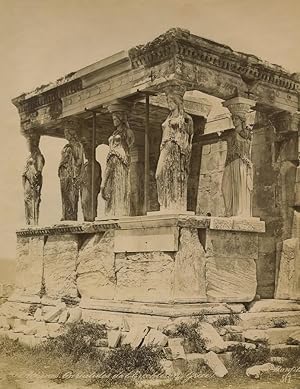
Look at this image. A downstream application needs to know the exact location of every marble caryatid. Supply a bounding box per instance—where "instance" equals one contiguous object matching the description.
[102,104,134,217]
[58,118,84,221]
[80,139,101,221]
[22,133,45,225]
[222,97,256,217]
[155,84,194,212]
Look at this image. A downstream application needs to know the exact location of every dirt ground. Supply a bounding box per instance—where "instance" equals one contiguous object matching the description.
[0,354,300,389]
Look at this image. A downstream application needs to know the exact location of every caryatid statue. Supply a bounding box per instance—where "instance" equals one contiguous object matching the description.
[80,138,102,221]
[58,118,84,221]
[222,97,256,217]
[22,133,45,225]
[101,103,134,217]
[155,84,194,212]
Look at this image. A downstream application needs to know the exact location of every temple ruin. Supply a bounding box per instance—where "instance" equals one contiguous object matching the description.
[1,28,300,339]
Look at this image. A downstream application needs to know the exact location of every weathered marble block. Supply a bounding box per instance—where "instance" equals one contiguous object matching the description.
[205,230,258,302]
[14,236,44,298]
[43,234,78,299]
[77,231,116,300]
[115,251,174,303]
[174,228,207,302]
[275,238,300,300]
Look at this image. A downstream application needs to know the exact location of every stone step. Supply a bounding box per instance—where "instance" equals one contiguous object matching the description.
[243,326,300,345]
[239,311,300,329]
[247,299,300,313]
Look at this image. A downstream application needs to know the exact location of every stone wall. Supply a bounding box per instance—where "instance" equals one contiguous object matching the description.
[13,219,263,306]
[195,113,298,299]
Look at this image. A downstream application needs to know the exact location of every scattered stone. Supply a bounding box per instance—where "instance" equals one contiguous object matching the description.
[168,338,186,359]
[46,323,62,338]
[160,359,175,377]
[34,321,49,338]
[246,363,276,379]
[197,322,226,353]
[122,326,150,348]
[243,330,268,343]
[33,308,43,322]
[108,330,122,348]
[44,303,66,323]
[143,328,168,347]
[224,325,243,333]
[120,317,130,332]
[23,326,37,335]
[0,316,10,330]
[225,341,256,351]
[66,307,82,324]
[186,353,206,371]
[204,351,228,377]
[58,310,69,324]
[95,339,109,347]
[287,330,300,345]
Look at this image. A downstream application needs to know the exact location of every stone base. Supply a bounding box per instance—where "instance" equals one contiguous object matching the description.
[12,216,265,320]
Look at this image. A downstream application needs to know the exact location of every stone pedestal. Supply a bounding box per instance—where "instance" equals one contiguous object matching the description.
[10,216,265,314]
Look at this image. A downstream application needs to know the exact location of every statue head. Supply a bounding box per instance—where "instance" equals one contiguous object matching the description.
[112,111,129,130]
[63,117,82,142]
[25,133,40,153]
[165,84,186,114]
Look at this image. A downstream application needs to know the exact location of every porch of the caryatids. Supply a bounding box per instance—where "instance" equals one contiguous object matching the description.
[22,131,45,225]
[58,117,84,221]
[155,83,194,213]
[221,96,256,218]
[101,101,135,217]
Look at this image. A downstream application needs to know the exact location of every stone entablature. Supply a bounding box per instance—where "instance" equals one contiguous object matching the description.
[129,28,300,93]
[16,215,265,237]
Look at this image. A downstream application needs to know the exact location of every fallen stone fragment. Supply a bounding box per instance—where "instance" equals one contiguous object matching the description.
[143,328,168,347]
[197,322,226,353]
[108,330,122,348]
[46,323,62,338]
[287,330,300,345]
[44,303,66,323]
[33,308,43,322]
[0,316,9,330]
[186,353,206,371]
[66,307,82,324]
[58,310,69,324]
[225,341,256,351]
[120,317,130,332]
[122,326,150,348]
[246,363,276,379]
[243,330,268,343]
[168,338,186,359]
[204,351,228,378]
[34,321,49,338]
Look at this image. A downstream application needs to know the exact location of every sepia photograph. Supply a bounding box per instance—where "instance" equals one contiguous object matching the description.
[0,0,299,388]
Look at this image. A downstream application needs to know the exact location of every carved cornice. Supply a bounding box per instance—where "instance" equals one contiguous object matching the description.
[12,78,82,115]
[129,28,300,93]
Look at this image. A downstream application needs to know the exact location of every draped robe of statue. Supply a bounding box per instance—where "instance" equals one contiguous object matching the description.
[80,148,101,222]
[58,132,84,221]
[102,124,134,217]
[22,140,45,225]
[222,115,253,217]
[156,109,194,212]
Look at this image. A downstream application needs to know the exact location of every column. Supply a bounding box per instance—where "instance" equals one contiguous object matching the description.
[155,83,194,213]
[58,117,84,221]
[101,101,134,217]
[22,131,45,225]
[222,96,256,217]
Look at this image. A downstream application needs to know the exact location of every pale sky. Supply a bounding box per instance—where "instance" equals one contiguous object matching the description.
[0,0,300,259]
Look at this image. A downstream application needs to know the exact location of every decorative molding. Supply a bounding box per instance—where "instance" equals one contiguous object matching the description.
[129,28,300,93]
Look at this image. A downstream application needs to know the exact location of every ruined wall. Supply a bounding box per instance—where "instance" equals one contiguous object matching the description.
[195,113,297,299]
